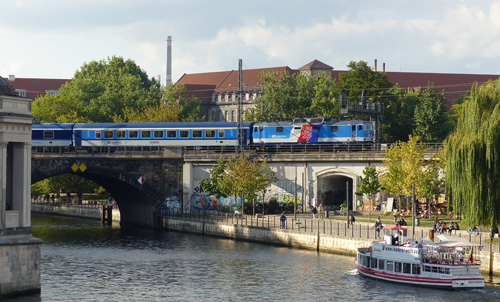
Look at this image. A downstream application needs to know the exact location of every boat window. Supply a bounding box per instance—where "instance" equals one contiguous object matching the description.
[276,127,284,133]
[154,130,163,138]
[438,267,445,274]
[331,126,338,132]
[395,262,402,273]
[412,264,421,275]
[179,130,189,138]
[431,266,438,273]
[371,258,378,269]
[424,265,431,272]
[403,263,411,274]
[192,130,202,138]
[141,130,151,139]
[129,131,138,138]
[43,130,54,139]
[116,130,125,138]
[206,130,215,138]
[444,268,450,274]
[386,261,394,272]
[363,256,368,267]
[95,131,101,139]
[218,130,225,138]
[167,130,176,138]
[104,131,113,138]
[378,259,385,270]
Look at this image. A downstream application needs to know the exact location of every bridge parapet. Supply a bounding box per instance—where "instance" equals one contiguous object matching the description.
[32,146,182,159]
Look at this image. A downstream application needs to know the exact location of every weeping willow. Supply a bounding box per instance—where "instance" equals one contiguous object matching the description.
[445,80,500,228]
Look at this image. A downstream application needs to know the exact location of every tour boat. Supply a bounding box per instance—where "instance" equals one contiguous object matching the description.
[355,225,484,289]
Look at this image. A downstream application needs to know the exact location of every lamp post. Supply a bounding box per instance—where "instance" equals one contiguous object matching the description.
[346,181,350,228]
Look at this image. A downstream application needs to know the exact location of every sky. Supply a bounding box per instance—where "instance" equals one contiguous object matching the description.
[2,0,500,84]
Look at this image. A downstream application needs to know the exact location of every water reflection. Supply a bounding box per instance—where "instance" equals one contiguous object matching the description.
[4,215,500,302]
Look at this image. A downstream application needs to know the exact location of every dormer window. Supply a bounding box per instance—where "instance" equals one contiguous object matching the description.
[15,89,26,97]
[225,94,229,102]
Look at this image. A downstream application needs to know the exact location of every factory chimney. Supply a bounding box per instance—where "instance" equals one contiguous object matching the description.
[166,36,172,85]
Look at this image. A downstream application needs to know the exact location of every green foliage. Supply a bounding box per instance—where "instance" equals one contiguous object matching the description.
[357,166,381,198]
[445,80,500,228]
[32,56,161,123]
[32,174,104,197]
[381,135,441,201]
[199,157,229,199]
[413,85,451,143]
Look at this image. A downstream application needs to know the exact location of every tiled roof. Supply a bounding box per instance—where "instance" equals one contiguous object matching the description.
[1,77,70,99]
[299,60,333,71]
[0,77,17,96]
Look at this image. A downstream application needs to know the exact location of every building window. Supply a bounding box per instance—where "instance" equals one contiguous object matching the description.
[231,110,235,122]
[245,93,250,100]
[218,95,222,102]
[232,93,236,102]
[224,111,228,121]
[225,94,229,102]
[253,92,257,100]
[212,95,216,103]
[45,90,59,96]
[15,89,26,97]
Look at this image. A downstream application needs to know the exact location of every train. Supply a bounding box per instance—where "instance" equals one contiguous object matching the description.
[31,118,375,151]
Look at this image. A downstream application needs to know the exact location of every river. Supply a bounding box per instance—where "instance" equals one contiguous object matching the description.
[6,215,500,301]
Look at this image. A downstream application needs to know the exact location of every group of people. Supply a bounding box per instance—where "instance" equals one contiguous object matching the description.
[433,218,460,234]
[395,218,407,227]
[311,204,325,219]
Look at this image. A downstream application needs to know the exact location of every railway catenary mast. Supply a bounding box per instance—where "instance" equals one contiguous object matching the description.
[237,59,244,155]
[166,36,172,85]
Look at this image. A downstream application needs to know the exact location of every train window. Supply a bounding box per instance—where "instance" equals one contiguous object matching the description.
[218,130,225,138]
[167,131,176,138]
[351,125,356,132]
[116,131,125,138]
[104,131,113,138]
[331,126,338,132]
[254,127,258,133]
[179,130,189,138]
[129,131,138,138]
[154,130,163,138]
[206,130,215,138]
[141,131,151,138]
[192,130,202,138]
[43,131,54,139]
[95,131,101,139]
[276,127,284,133]
[358,125,362,131]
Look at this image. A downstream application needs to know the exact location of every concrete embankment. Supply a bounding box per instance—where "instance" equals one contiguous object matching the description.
[31,204,120,222]
[163,216,500,275]
[163,216,372,256]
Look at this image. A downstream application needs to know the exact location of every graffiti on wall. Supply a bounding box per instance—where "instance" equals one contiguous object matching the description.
[190,193,220,211]
[163,196,182,214]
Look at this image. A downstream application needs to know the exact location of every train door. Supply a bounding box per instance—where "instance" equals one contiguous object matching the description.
[74,130,82,147]
[351,125,356,142]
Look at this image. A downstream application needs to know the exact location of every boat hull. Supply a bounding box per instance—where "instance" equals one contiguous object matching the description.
[356,262,485,289]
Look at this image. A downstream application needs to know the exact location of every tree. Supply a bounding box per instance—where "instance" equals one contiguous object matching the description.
[199,157,229,199]
[381,135,439,210]
[413,85,451,143]
[219,156,277,215]
[356,165,381,220]
[446,80,500,228]
[32,56,161,123]
[383,85,420,142]
[32,174,103,203]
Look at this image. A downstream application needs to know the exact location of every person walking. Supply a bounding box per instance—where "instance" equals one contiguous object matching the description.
[312,206,318,219]
[280,212,287,229]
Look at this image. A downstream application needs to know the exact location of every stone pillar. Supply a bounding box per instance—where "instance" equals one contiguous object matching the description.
[0,143,6,230]
[183,162,193,213]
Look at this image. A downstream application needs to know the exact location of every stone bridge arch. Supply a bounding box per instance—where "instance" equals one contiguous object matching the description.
[315,167,360,211]
[32,156,183,227]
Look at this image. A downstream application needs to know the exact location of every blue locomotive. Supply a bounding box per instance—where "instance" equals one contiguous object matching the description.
[32,119,374,150]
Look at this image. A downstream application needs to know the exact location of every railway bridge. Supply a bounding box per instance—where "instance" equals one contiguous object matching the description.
[32,145,441,227]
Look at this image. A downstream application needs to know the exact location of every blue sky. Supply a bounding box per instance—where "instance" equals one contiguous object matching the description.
[1,0,500,84]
